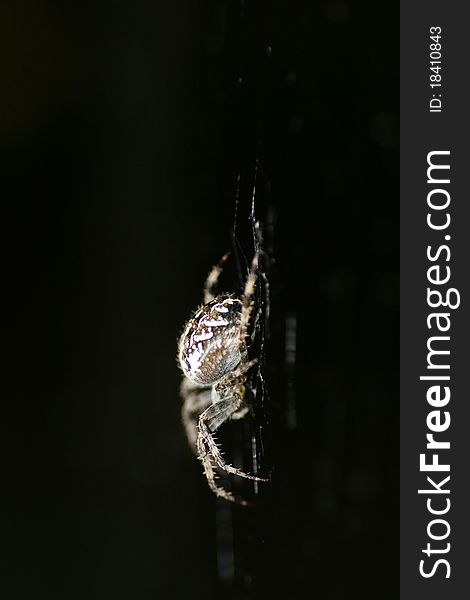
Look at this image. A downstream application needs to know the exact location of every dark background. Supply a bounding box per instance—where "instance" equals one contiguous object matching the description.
[1,1,398,599]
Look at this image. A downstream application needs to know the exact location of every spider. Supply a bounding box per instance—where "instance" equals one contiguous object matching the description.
[177,250,268,505]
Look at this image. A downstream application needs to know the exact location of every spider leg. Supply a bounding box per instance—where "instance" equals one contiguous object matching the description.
[196,432,249,505]
[203,252,231,304]
[180,377,212,453]
[197,394,268,483]
[239,252,259,343]
[183,379,253,505]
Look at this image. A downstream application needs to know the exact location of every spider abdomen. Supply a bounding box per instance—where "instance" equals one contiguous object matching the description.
[178,295,244,386]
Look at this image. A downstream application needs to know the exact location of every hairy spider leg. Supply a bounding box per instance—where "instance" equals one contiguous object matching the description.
[197,368,268,484]
[180,377,212,453]
[203,252,231,304]
[196,428,248,505]
[239,252,259,344]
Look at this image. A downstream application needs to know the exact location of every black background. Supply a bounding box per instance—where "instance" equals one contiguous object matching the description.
[1,1,398,599]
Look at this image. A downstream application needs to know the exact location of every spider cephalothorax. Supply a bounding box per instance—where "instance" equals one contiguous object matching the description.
[178,252,268,505]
